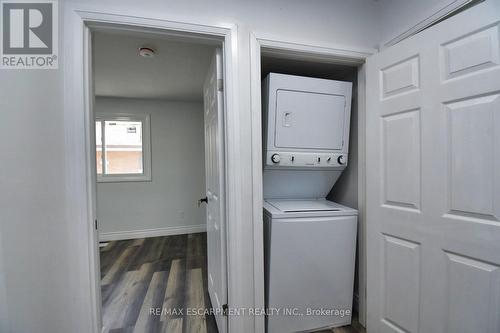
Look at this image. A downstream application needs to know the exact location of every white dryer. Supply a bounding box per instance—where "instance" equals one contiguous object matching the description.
[262,73,352,199]
[262,73,358,332]
[264,199,357,332]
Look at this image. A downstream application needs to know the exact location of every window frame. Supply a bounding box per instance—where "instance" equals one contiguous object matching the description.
[95,113,152,183]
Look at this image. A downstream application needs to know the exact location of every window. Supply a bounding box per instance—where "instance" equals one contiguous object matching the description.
[95,114,151,182]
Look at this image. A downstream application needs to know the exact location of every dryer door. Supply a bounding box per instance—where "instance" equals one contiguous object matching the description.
[274,89,346,150]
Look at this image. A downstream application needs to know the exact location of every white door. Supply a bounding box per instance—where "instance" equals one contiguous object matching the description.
[203,48,227,333]
[366,3,500,333]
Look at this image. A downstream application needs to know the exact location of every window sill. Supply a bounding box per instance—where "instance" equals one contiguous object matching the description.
[97,175,152,183]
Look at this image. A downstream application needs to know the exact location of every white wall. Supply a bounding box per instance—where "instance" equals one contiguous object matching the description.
[71,0,382,50]
[0,234,9,333]
[0,1,384,332]
[376,0,498,46]
[95,98,206,240]
[378,0,453,45]
[0,68,72,333]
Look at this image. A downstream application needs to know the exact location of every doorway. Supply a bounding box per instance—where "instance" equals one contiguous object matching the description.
[249,37,374,331]
[89,26,229,333]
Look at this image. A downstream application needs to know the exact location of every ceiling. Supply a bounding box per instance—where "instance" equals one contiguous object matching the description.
[93,31,217,102]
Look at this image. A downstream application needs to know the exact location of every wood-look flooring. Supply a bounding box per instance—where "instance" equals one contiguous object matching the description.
[100,233,365,333]
[313,317,366,333]
[100,233,218,333]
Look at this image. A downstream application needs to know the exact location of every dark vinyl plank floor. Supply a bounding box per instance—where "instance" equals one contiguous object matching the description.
[313,315,366,333]
[100,233,365,333]
[100,233,218,333]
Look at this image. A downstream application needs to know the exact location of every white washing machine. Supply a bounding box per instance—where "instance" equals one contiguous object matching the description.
[262,73,358,332]
[264,199,357,332]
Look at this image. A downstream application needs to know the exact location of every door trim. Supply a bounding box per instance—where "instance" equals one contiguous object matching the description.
[64,7,237,333]
[249,33,375,330]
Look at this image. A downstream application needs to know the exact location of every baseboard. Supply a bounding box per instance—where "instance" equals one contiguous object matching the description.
[99,224,206,242]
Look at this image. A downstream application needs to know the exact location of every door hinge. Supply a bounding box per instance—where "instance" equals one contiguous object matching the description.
[217,78,223,92]
[222,303,228,316]
[95,219,98,230]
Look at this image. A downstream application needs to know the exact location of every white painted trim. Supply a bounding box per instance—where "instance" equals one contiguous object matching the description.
[356,64,367,327]
[249,34,373,331]
[99,224,207,242]
[85,22,103,333]
[64,7,241,333]
[254,32,376,63]
[249,34,265,333]
[383,0,479,47]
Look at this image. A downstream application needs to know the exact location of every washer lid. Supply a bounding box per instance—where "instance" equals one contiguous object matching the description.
[264,199,357,218]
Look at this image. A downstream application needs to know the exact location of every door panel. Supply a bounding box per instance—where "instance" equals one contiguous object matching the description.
[203,48,227,333]
[381,235,420,333]
[446,94,499,218]
[381,109,421,211]
[441,23,499,80]
[380,55,420,99]
[367,3,500,333]
[445,252,500,333]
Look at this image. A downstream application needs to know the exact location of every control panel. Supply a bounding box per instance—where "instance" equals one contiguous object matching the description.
[265,151,347,168]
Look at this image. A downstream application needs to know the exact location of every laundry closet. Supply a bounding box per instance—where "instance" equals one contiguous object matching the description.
[260,54,362,332]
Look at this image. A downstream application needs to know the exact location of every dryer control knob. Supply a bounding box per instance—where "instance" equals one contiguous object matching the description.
[337,155,346,165]
[271,153,281,164]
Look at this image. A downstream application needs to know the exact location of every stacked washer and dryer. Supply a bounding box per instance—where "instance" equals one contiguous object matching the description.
[262,73,358,332]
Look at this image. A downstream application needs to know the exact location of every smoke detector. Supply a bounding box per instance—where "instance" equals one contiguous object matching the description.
[138,47,155,58]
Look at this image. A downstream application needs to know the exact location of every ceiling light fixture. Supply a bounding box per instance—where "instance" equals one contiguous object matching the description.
[138,47,155,58]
